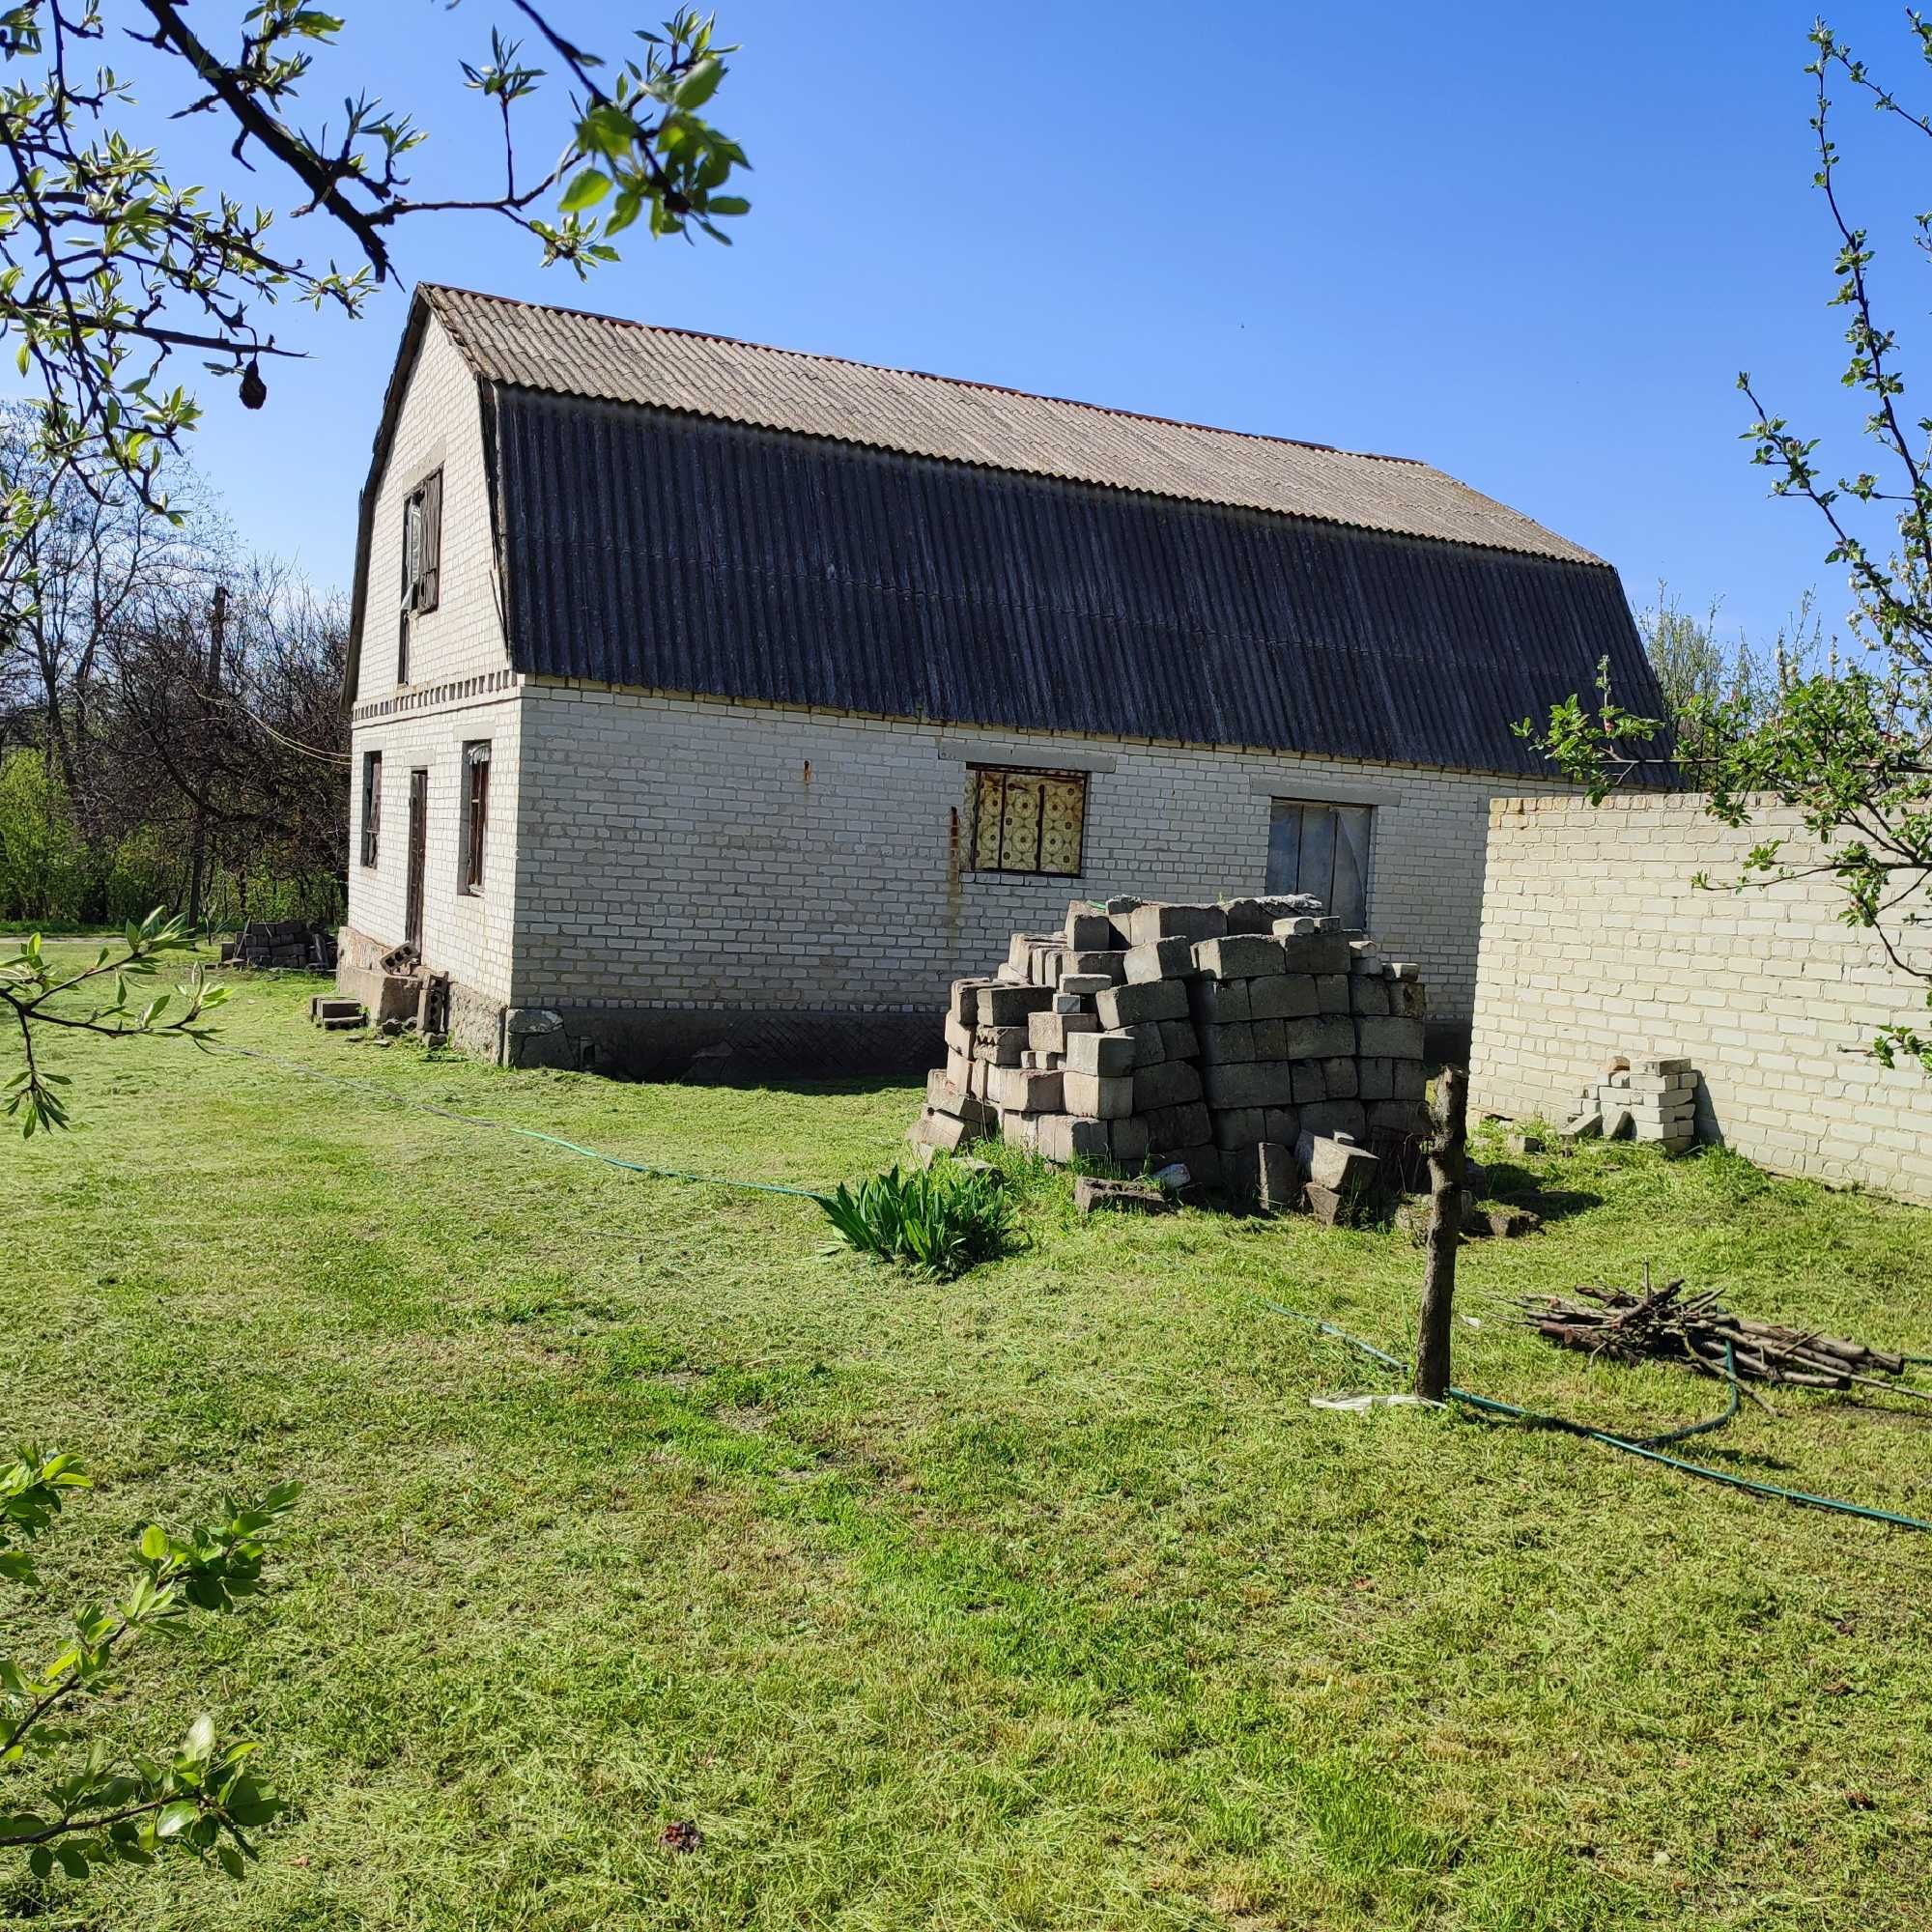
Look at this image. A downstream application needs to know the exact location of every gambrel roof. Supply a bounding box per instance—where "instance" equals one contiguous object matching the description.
[348,284,1659,776]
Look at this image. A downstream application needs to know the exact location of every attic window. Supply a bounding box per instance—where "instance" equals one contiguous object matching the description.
[965,766,1087,876]
[401,469,442,617]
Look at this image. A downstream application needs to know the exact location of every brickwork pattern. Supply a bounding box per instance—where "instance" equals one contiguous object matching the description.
[511,683,1566,1023]
[1468,792,1932,1204]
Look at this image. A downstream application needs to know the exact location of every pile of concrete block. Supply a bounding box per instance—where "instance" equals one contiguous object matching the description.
[1568,1057,1698,1153]
[221,921,337,970]
[910,895,1432,1194]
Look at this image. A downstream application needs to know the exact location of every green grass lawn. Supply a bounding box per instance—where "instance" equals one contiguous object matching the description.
[6,950,1932,1930]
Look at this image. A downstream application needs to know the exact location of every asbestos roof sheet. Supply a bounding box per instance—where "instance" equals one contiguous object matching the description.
[422,283,1604,565]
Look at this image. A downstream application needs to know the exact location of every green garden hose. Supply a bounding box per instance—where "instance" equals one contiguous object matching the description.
[1261,1299,1932,1534]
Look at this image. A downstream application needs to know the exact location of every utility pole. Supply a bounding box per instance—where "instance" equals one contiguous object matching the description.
[185,583,226,930]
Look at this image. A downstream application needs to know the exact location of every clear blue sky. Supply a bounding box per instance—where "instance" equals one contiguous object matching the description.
[147,0,1932,647]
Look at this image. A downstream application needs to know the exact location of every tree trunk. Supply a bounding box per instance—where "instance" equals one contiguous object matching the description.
[1414,1064,1468,1402]
[185,584,226,928]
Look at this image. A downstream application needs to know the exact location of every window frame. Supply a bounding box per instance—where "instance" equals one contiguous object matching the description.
[359,750,382,868]
[396,467,442,695]
[963,763,1090,879]
[459,740,491,895]
[1265,797,1375,929]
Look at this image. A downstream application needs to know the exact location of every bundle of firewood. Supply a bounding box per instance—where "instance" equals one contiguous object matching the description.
[1518,1275,1919,1394]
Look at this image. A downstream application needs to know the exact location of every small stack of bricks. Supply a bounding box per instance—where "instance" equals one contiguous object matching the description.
[1571,1057,1699,1153]
[910,895,1432,1190]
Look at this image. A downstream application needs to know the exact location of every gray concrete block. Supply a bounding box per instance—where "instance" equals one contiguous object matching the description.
[1109,1115,1151,1165]
[1283,1016,1356,1061]
[1350,976,1393,1016]
[1036,1113,1112,1162]
[1357,1057,1394,1101]
[1232,1140,1299,1214]
[1124,901,1227,947]
[1123,936,1198,983]
[1248,974,1320,1021]
[1197,1021,1256,1065]
[1064,1070,1134,1120]
[1211,1106,1267,1151]
[974,1024,1028,1065]
[1059,973,1114,998]
[980,983,1056,1026]
[1030,1009,1100,1055]
[1193,934,1288,980]
[1065,1029,1137,1077]
[1356,1015,1425,1060]
[1319,1056,1359,1099]
[1300,1098,1367,1139]
[1096,979,1189,1028]
[1064,909,1114,951]
[1250,1018,1287,1061]
[1278,935,1351,976]
[949,978,995,1027]
[944,1013,974,1058]
[1158,1019,1200,1063]
[1188,977,1252,1027]
[1133,1059,1205,1111]
[1124,1022,1169,1068]
[1064,950,1127,982]
[1392,1061,1426,1100]
[986,1065,1065,1114]
[1144,1100,1211,1151]
[1201,1060,1294,1109]
[1264,1106,1300,1146]
[1315,973,1351,1014]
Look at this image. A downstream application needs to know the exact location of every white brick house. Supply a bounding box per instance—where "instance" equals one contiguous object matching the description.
[341,285,1657,1071]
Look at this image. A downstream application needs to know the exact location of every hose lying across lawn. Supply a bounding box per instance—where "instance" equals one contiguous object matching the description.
[1261,1299,1932,1534]
[212,1041,1932,1533]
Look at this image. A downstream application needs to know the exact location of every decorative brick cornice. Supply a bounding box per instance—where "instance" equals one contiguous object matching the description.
[353,667,518,724]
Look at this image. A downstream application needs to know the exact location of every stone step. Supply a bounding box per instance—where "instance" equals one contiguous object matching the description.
[316,1013,367,1031]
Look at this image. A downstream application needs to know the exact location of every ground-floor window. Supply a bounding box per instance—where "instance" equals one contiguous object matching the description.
[461,741,491,894]
[966,765,1088,876]
[1266,798,1372,928]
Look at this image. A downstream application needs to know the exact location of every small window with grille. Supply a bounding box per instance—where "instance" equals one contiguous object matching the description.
[965,765,1088,877]
[359,750,382,867]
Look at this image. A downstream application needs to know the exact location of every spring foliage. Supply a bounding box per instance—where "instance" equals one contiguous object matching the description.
[816,1161,1021,1280]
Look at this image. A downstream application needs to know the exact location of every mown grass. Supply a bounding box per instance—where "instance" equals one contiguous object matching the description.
[5,949,1932,1929]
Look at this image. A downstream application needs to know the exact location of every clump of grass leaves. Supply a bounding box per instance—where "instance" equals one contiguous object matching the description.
[815,1160,1021,1279]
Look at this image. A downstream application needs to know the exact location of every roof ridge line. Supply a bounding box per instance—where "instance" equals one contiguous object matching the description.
[417,280,1431,469]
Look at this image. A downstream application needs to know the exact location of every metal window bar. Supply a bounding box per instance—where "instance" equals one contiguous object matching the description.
[967,766,1086,877]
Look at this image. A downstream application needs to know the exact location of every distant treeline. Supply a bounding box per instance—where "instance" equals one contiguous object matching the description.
[0,415,348,931]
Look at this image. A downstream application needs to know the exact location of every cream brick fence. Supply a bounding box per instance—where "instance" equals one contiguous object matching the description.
[1468,793,1932,1205]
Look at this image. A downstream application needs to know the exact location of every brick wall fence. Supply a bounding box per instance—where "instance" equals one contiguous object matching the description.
[1468,792,1932,1205]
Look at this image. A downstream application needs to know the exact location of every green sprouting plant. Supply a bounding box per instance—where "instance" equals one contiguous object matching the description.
[0,1450,298,1883]
[2,909,229,1134]
[816,1160,1021,1280]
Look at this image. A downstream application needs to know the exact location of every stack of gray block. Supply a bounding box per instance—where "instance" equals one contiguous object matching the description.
[910,895,1431,1185]
[1572,1058,1698,1153]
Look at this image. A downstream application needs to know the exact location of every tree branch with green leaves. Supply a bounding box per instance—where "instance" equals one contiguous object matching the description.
[1520,16,1932,1072]
[0,1449,298,1883]
[2,909,228,1132]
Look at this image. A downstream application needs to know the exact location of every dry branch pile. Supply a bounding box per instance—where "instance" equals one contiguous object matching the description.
[1519,1277,1918,1393]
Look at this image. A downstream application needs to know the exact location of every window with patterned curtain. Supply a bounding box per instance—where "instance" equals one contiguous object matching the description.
[966,766,1088,876]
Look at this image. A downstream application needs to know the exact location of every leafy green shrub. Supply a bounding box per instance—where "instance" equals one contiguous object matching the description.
[0,1450,298,1882]
[816,1160,1020,1279]
[0,751,89,926]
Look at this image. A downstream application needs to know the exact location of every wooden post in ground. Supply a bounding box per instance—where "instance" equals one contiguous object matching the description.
[1414,1065,1468,1402]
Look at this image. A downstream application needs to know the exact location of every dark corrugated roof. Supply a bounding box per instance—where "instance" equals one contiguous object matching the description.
[425,282,1603,565]
[490,385,1655,776]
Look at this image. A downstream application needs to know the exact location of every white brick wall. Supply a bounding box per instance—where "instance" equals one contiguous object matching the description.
[345,687,525,1002]
[1468,792,1932,1204]
[350,317,507,705]
[509,682,1565,1020]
